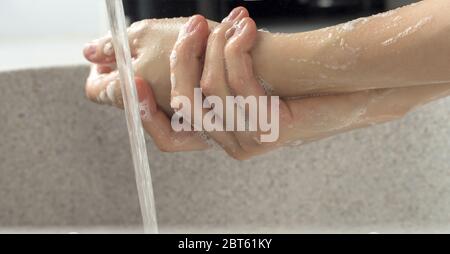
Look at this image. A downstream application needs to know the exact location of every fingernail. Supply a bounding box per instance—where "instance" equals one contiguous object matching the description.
[225,27,236,40]
[84,43,96,58]
[234,19,247,37]
[178,17,200,41]
[103,42,114,56]
[185,16,201,34]
[236,19,247,31]
[224,8,242,22]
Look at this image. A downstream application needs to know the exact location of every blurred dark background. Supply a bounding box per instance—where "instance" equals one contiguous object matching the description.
[123,0,387,21]
[123,0,418,32]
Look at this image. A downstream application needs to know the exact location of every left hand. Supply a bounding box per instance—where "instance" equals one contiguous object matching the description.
[137,13,450,160]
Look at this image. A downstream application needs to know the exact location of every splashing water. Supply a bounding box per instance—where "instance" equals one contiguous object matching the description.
[105,0,158,234]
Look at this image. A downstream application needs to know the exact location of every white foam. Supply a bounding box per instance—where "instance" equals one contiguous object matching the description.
[338,17,368,33]
[393,16,402,22]
[103,42,114,56]
[169,50,177,68]
[290,58,353,71]
[170,73,177,89]
[139,99,152,122]
[382,16,433,46]
[377,10,395,18]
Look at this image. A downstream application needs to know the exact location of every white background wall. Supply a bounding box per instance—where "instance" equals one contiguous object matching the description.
[0,0,108,38]
[0,0,418,71]
[0,0,109,70]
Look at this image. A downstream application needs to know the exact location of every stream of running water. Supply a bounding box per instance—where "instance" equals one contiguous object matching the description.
[105,0,158,234]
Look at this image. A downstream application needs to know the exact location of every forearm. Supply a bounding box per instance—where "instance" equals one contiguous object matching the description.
[252,0,450,97]
[135,0,450,113]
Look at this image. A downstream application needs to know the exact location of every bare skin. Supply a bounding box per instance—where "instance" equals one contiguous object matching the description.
[84,1,450,159]
[85,0,450,110]
[162,14,450,159]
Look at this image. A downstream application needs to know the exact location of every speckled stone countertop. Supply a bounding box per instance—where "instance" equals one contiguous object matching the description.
[0,66,449,233]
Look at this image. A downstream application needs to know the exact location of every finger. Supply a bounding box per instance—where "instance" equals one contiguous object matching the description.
[222,6,249,24]
[136,77,208,152]
[201,7,249,109]
[85,65,123,107]
[170,15,249,159]
[83,20,145,64]
[225,17,265,98]
[221,17,283,150]
[170,15,209,125]
[83,36,117,64]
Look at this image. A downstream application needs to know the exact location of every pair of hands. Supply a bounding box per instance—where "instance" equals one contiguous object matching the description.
[87,8,289,160]
[84,7,423,160]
